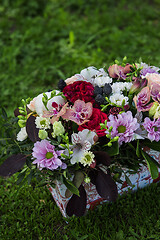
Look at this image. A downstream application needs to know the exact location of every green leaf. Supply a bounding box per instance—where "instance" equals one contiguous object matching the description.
[141,150,159,179]
[69,31,75,46]
[125,174,133,187]
[142,139,160,152]
[104,141,119,156]
[1,108,7,120]
[136,140,141,158]
[63,176,80,197]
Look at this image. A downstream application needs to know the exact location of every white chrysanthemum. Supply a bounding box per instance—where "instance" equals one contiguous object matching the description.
[17,127,28,141]
[109,93,129,106]
[35,116,50,129]
[94,76,112,87]
[112,82,132,94]
[80,151,95,166]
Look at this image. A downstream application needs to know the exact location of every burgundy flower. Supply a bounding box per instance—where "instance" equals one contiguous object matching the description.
[108,107,123,116]
[78,108,108,137]
[133,87,153,112]
[129,77,147,94]
[63,81,94,103]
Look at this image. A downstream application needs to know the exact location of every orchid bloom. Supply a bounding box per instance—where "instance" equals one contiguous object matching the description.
[70,129,98,164]
[62,100,93,125]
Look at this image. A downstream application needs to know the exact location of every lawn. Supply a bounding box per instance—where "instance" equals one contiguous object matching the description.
[1,0,160,239]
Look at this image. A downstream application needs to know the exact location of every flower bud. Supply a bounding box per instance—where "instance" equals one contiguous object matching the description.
[84,176,91,183]
[149,102,159,117]
[39,129,48,140]
[18,119,26,128]
[90,160,96,168]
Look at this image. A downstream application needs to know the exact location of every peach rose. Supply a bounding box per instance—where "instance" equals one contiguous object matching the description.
[146,73,160,88]
[65,75,79,85]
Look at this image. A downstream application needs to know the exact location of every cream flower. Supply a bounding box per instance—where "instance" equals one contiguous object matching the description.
[80,151,95,166]
[17,127,28,141]
[35,116,50,129]
[109,93,129,106]
[70,129,97,164]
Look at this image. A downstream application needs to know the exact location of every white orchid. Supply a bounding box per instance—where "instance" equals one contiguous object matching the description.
[70,129,97,165]
[27,91,65,116]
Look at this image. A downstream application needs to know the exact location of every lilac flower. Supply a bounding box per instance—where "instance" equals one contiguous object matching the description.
[143,117,160,142]
[106,111,140,145]
[32,139,67,170]
[141,67,157,77]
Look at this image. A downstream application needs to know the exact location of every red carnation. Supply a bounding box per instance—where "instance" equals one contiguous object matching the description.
[78,108,108,137]
[62,81,94,103]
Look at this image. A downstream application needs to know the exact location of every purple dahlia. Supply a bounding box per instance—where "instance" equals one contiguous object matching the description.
[143,117,160,142]
[106,111,140,145]
[32,139,67,170]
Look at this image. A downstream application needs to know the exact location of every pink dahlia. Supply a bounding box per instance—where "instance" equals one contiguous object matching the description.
[143,117,160,142]
[32,139,67,170]
[106,111,140,145]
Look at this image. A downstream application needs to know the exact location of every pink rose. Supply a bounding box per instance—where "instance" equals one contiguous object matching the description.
[65,75,79,85]
[146,73,160,103]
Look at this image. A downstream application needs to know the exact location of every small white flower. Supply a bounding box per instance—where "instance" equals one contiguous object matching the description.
[80,67,108,85]
[109,93,129,106]
[35,116,50,129]
[112,82,132,94]
[80,66,100,82]
[80,151,95,166]
[94,76,112,87]
[17,127,27,141]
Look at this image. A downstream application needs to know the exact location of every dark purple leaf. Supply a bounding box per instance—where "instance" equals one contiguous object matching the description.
[0,154,27,177]
[88,169,98,185]
[95,170,118,202]
[94,151,111,166]
[66,185,87,217]
[14,108,21,117]
[14,107,31,117]
[26,115,40,142]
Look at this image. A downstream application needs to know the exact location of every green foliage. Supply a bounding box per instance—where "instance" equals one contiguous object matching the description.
[0,176,160,239]
[1,0,160,115]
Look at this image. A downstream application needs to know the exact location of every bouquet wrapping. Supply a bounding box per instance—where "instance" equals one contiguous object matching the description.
[1,58,160,217]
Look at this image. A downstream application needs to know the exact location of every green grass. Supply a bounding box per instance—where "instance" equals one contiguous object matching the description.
[1,176,160,240]
[1,0,160,239]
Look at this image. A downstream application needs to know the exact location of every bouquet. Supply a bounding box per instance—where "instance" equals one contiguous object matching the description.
[1,57,160,217]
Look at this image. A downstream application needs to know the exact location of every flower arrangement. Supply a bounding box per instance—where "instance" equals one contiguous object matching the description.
[1,57,160,217]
